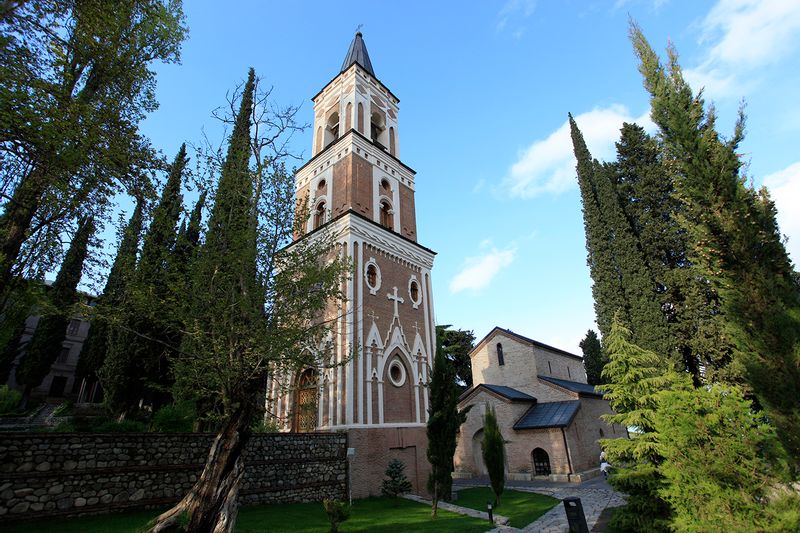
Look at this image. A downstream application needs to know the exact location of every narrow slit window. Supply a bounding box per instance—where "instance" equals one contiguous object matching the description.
[497,343,504,366]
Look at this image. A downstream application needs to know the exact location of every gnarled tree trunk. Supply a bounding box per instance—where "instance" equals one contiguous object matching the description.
[148,401,255,533]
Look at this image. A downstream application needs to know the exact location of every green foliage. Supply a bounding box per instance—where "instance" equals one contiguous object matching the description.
[15,217,94,394]
[600,317,689,532]
[151,401,196,433]
[579,329,606,385]
[52,416,148,433]
[0,385,22,415]
[79,199,144,384]
[0,0,187,296]
[436,325,476,389]
[630,21,800,464]
[381,459,413,499]
[322,499,351,533]
[654,384,797,532]
[427,334,469,514]
[481,405,505,507]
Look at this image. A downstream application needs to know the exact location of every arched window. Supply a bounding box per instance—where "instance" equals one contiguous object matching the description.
[345,102,352,131]
[410,280,419,303]
[367,264,377,287]
[371,111,386,149]
[532,448,551,476]
[497,343,505,366]
[314,201,326,229]
[324,111,340,149]
[389,127,396,156]
[380,200,393,229]
[293,368,318,432]
[357,103,364,133]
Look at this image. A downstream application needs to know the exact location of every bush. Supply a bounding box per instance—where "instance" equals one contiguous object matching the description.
[381,459,413,500]
[322,499,350,533]
[0,385,22,415]
[151,401,196,432]
[482,406,506,506]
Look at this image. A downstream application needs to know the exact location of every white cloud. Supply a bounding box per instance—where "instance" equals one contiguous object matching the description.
[763,161,800,264]
[502,105,653,199]
[449,245,516,293]
[496,0,537,32]
[685,0,800,98]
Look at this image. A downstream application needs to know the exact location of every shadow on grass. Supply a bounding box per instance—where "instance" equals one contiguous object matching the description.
[5,496,491,533]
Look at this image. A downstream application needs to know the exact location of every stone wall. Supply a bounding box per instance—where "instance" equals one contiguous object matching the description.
[0,432,347,522]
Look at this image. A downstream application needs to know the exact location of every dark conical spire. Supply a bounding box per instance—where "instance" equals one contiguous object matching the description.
[341,31,375,77]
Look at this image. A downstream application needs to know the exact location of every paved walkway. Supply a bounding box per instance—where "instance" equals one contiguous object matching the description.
[453,477,626,532]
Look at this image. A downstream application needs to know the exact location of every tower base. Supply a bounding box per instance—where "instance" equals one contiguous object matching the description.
[343,425,430,499]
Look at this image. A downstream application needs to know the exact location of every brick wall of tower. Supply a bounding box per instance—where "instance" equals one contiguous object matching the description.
[332,153,373,219]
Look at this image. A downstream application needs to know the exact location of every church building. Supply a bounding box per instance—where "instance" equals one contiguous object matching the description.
[265,33,436,497]
[454,327,622,482]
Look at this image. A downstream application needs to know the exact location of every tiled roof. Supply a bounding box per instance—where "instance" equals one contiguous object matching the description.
[513,400,581,429]
[459,383,536,403]
[538,375,604,397]
[341,32,375,77]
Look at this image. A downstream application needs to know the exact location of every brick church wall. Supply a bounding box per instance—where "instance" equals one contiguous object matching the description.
[0,432,347,522]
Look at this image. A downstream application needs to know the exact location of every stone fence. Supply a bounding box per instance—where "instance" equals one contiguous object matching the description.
[0,432,347,522]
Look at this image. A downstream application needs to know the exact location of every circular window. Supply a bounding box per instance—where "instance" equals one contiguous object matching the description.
[381,178,391,192]
[317,179,326,189]
[364,259,381,294]
[409,279,421,305]
[388,359,406,387]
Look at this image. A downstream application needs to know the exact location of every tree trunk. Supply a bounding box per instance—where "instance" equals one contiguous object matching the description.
[148,402,254,533]
[0,167,48,295]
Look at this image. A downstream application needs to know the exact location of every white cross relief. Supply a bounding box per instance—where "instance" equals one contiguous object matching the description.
[367,310,379,323]
[412,321,421,335]
[387,286,404,318]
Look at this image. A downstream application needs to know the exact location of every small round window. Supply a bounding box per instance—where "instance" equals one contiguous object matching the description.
[317,179,326,190]
[364,259,381,294]
[409,280,420,305]
[388,359,406,387]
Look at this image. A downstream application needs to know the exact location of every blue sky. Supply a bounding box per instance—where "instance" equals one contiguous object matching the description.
[135,0,800,354]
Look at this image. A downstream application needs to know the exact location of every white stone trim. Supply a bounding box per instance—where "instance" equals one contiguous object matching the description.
[387,359,407,387]
[407,275,422,309]
[364,257,381,295]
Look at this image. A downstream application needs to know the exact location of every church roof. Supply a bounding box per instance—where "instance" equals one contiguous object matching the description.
[471,327,583,362]
[341,32,375,77]
[513,400,581,429]
[459,383,536,403]
[538,375,604,398]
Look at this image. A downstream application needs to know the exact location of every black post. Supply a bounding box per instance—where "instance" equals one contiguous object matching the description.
[563,497,589,533]
[487,502,494,524]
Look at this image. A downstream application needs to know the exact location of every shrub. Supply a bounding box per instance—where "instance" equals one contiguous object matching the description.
[381,459,413,500]
[151,401,196,432]
[0,385,22,415]
[482,405,506,506]
[322,499,350,533]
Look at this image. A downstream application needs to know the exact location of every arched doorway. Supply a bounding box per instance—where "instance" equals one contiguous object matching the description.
[532,448,551,476]
[472,429,487,475]
[293,368,318,432]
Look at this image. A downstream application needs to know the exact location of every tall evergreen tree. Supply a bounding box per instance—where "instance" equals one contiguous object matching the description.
[148,69,349,533]
[570,116,671,360]
[481,405,506,507]
[100,146,188,414]
[427,334,469,517]
[631,22,800,462]
[78,199,143,387]
[579,329,606,385]
[15,216,94,400]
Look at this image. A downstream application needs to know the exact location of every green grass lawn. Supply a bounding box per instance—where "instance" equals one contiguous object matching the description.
[5,496,491,533]
[453,487,560,527]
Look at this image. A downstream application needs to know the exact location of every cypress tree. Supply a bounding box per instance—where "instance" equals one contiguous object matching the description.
[15,217,94,399]
[481,405,506,507]
[631,22,800,462]
[78,199,143,386]
[579,329,605,386]
[570,117,670,359]
[427,334,468,516]
[102,146,188,414]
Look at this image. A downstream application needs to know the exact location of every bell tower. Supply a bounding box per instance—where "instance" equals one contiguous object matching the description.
[268,32,436,497]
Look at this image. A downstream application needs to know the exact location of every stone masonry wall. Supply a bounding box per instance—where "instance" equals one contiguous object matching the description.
[0,432,347,522]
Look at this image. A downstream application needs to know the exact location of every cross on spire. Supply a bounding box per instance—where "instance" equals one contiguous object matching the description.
[412,321,421,335]
[387,286,404,318]
[367,310,379,323]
